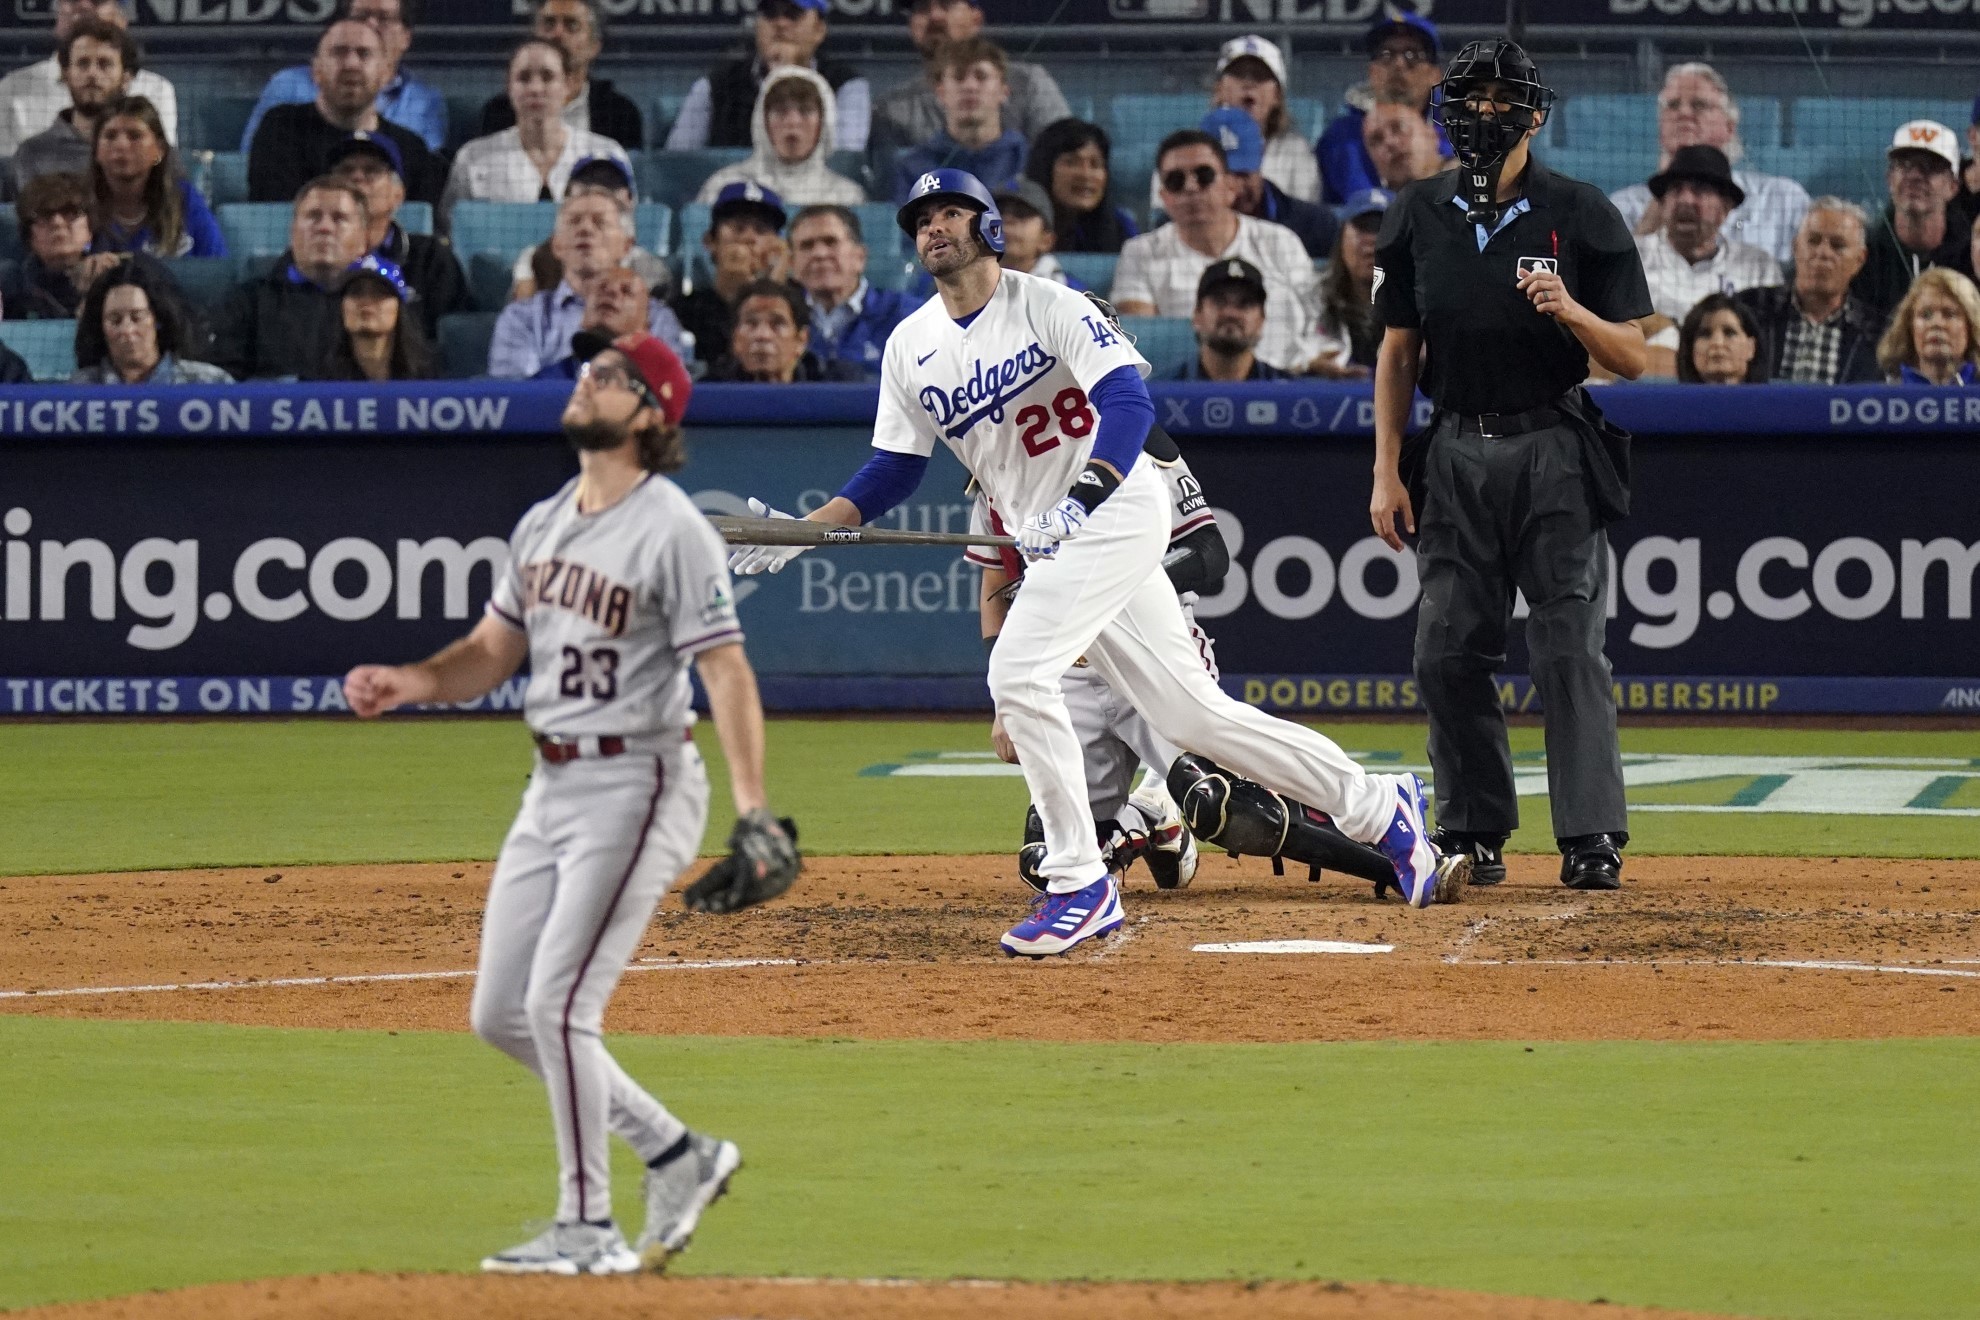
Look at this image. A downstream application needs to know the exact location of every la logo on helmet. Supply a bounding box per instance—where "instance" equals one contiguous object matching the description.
[918,173,941,194]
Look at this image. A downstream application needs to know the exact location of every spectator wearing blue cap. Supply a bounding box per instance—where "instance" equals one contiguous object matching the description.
[511,156,670,303]
[489,187,689,378]
[1315,10,1450,205]
[315,255,438,380]
[667,0,869,153]
[671,182,790,366]
[329,131,467,336]
[872,0,1068,172]
[479,0,643,153]
[1313,188,1389,377]
[890,37,1028,204]
[443,39,633,228]
[247,20,443,208]
[1208,35,1319,204]
[696,66,865,209]
[239,0,447,155]
[1198,106,1338,259]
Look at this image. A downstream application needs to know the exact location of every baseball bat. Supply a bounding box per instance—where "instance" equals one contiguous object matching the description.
[707,515,1017,549]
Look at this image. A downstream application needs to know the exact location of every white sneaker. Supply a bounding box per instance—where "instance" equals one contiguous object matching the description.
[635,1132,742,1270]
[1130,780,1198,889]
[481,1221,641,1275]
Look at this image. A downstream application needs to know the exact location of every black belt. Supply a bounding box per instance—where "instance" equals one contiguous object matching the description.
[1449,403,1566,440]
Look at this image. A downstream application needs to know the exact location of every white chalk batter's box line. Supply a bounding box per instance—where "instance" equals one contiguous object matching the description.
[0,958,803,1000]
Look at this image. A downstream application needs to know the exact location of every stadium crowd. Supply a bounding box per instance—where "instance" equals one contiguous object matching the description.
[0,0,1977,388]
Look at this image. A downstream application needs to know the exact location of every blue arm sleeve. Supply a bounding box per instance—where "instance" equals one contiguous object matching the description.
[1086,364,1154,477]
[837,450,931,524]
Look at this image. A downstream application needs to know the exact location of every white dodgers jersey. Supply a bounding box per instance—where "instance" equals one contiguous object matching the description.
[486,473,742,737]
[872,269,1149,528]
[966,452,1216,589]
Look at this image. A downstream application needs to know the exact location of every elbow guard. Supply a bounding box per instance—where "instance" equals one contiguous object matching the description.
[1161,521,1230,596]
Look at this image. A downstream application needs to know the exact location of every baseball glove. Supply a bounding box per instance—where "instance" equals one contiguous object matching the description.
[682,809,801,914]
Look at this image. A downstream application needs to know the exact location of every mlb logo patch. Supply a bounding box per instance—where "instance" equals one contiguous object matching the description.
[1516,256,1558,281]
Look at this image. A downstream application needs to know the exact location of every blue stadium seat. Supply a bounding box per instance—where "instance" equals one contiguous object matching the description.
[1790,98,1971,154]
[451,200,559,258]
[217,202,294,257]
[1288,96,1327,140]
[191,94,258,153]
[1737,96,1784,150]
[1055,252,1118,295]
[162,257,242,316]
[1743,143,1875,202]
[446,93,490,152]
[1111,93,1209,143]
[633,201,671,254]
[466,252,515,312]
[636,148,749,209]
[0,319,78,381]
[1118,315,1193,377]
[437,310,500,379]
[0,205,19,261]
[203,152,249,205]
[1559,93,1653,150]
[398,201,434,237]
[654,95,683,145]
[1540,144,1659,196]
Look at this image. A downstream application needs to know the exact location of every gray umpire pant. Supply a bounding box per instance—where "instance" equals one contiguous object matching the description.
[1411,415,1627,841]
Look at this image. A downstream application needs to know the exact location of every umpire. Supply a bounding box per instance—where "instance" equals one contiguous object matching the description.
[1368,39,1651,891]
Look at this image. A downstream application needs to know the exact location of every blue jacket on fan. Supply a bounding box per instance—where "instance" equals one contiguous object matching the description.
[806,280,916,378]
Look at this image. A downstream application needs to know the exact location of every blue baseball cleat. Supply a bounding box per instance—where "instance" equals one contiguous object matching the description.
[1376,774,1470,907]
[1001,873,1124,957]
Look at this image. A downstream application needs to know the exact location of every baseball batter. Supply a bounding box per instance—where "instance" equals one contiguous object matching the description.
[343,331,799,1275]
[969,425,1223,891]
[733,169,1468,958]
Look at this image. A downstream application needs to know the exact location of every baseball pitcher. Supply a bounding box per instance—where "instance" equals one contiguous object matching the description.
[344,331,799,1275]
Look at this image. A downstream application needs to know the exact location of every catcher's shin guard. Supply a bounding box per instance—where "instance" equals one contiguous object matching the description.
[1016,805,1147,893]
[1166,754,1394,887]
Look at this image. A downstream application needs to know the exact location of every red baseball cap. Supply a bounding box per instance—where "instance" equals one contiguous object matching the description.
[572,330,692,427]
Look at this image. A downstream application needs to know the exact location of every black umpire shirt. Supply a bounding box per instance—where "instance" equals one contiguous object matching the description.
[1373,158,1651,416]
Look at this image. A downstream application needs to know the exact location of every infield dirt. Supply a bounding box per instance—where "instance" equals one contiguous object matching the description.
[4,853,1977,1041]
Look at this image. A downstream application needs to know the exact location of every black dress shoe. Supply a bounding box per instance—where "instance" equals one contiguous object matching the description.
[1431,830,1509,885]
[1559,833,1624,890]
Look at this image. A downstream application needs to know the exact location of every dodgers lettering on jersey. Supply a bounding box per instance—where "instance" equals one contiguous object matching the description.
[487,473,742,737]
[873,269,1149,526]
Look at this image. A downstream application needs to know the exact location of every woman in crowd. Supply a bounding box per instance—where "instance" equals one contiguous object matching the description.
[316,256,437,382]
[71,260,229,384]
[442,39,632,226]
[697,66,863,208]
[1676,293,1768,384]
[87,95,224,259]
[1311,188,1387,378]
[1025,119,1137,254]
[1209,36,1319,203]
[1877,267,1980,387]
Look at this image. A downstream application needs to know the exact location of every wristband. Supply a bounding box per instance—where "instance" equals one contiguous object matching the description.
[1065,460,1123,516]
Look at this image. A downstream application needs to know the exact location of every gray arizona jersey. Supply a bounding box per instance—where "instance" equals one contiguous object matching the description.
[487,473,742,737]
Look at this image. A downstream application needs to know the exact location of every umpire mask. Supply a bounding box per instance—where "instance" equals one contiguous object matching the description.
[1435,39,1554,224]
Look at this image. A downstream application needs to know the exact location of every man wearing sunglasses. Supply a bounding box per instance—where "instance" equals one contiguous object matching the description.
[1112,128,1325,373]
[344,329,797,1276]
[1315,9,1451,205]
[729,167,1469,959]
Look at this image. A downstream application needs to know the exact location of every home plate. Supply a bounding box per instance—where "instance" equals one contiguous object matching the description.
[1193,940,1395,955]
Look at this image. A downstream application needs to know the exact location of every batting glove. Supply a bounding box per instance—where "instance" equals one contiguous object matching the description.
[728,497,809,575]
[1018,497,1087,562]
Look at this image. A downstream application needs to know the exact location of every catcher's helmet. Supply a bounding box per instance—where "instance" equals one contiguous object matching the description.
[897,167,1006,256]
[1434,39,1555,170]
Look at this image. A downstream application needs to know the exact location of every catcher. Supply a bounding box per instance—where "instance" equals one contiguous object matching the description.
[343,330,800,1277]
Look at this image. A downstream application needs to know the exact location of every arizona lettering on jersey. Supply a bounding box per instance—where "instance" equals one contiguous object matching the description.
[518,558,635,637]
[487,473,742,737]
[874,269,1149,527]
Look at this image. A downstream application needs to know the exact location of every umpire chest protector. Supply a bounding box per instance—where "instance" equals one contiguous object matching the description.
[1371,159,1651,418]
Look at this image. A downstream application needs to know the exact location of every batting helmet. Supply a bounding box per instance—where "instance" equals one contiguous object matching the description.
[896,167,1006,256]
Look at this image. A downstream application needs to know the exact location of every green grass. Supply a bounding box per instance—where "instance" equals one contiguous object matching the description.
[1,720,1975,875]
[1,1017,1975,1318]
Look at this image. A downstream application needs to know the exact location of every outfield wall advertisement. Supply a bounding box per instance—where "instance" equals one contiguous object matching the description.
[1,382,1974,715]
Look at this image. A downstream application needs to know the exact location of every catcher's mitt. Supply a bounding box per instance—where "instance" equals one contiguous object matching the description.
[683,809,801,914]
